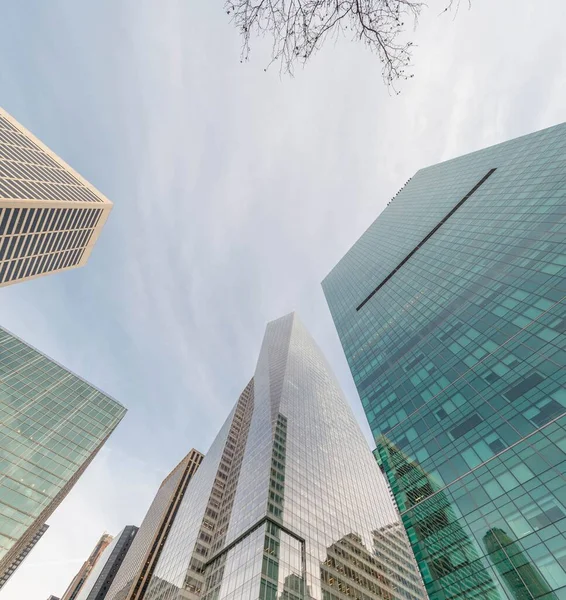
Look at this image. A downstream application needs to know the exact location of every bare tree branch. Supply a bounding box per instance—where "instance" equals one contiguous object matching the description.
[225,0,413,84]
[226,0,468,85]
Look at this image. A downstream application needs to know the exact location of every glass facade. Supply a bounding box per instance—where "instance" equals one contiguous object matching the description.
[142,313,427,600]
[75,526,138,600]
[107,450,204,600]
[61,533,114,600]
[0,107,112,287]
[0,326,127,581]
[322,124,566,599]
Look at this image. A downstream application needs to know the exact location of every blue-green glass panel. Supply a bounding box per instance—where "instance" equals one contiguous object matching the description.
[324,123,566,599]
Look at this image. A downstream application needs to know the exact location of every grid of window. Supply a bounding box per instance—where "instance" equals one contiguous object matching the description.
[74,526,138,600]
[0,107,112,286]
[106,451,204,600]
[323,123,566,599]
[0,114,104,203]
[141,314,426,600]
[0,327,126,579]
[0,206,103,284]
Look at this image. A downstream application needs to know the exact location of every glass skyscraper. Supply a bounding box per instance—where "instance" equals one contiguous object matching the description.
[322,124,566,599]
[75,526,138,600]
[107,449,204,600]
[141,313,427,600]
[0,106,113,287]
[61,533,114,600]
[0,326,126,584]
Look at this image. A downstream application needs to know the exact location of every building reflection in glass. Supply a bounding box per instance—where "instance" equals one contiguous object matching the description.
[484,528,557,600]
[377,437,502,599]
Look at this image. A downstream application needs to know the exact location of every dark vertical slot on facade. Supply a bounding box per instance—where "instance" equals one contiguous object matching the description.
[356,168,497,311]
[134,456,202,600]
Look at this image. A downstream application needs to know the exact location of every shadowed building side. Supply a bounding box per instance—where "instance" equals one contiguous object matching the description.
[61,533,114,600]
[106,450,204,600]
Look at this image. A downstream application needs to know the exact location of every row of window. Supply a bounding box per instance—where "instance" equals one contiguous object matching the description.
[0,157,82,187]
[0,206,101,237]
[0,129,39,151]
[0,247,84,284]
[0,173,102,203]
[0,228,93,263]
[0,116,18,132]
[0,140,60,169]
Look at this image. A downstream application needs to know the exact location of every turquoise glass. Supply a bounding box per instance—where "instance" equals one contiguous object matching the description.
[0,327,126,568]
[323,124,566,599]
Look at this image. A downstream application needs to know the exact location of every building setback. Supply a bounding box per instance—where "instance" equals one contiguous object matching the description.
[0,106,112,287]
[106,450,204,600]
[323,123,566,599]
[0,523,48,590]
[141,313,427,599]
[75,526,138,600]
[0,326,126,583]
[61,533,114,600]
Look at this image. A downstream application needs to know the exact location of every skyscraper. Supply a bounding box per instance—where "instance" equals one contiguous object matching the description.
[62,533,114,600]
[75,526,138,600]
[0,106,112,287]
[107,450,204,600]
[0,326,126,584]
[323,124,566,598]
[141,313,427,600]
[0,523,49,590]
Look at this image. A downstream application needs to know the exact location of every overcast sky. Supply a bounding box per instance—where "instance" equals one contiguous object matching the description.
[0,0,565,598]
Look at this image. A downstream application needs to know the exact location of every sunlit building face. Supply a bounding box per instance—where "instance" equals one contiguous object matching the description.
[142,313,427,600]
[0,327,126,585]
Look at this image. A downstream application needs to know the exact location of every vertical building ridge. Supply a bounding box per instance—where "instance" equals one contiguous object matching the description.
[139,314,426,599]
[106,450,204,600]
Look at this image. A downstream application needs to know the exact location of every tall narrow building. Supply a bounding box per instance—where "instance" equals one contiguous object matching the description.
[0,326,126,584]
[61,533,114,600]
[142,313,427,599]
[0,106,112,287]
[323,124,566,599]
[74,526,138,600]
[107,450,204,600]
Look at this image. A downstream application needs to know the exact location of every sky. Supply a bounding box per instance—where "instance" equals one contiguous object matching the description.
[0,0,565,597]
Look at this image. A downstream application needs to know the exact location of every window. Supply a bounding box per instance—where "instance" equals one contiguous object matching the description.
[504,372,544,401]
[449,413,484,440]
